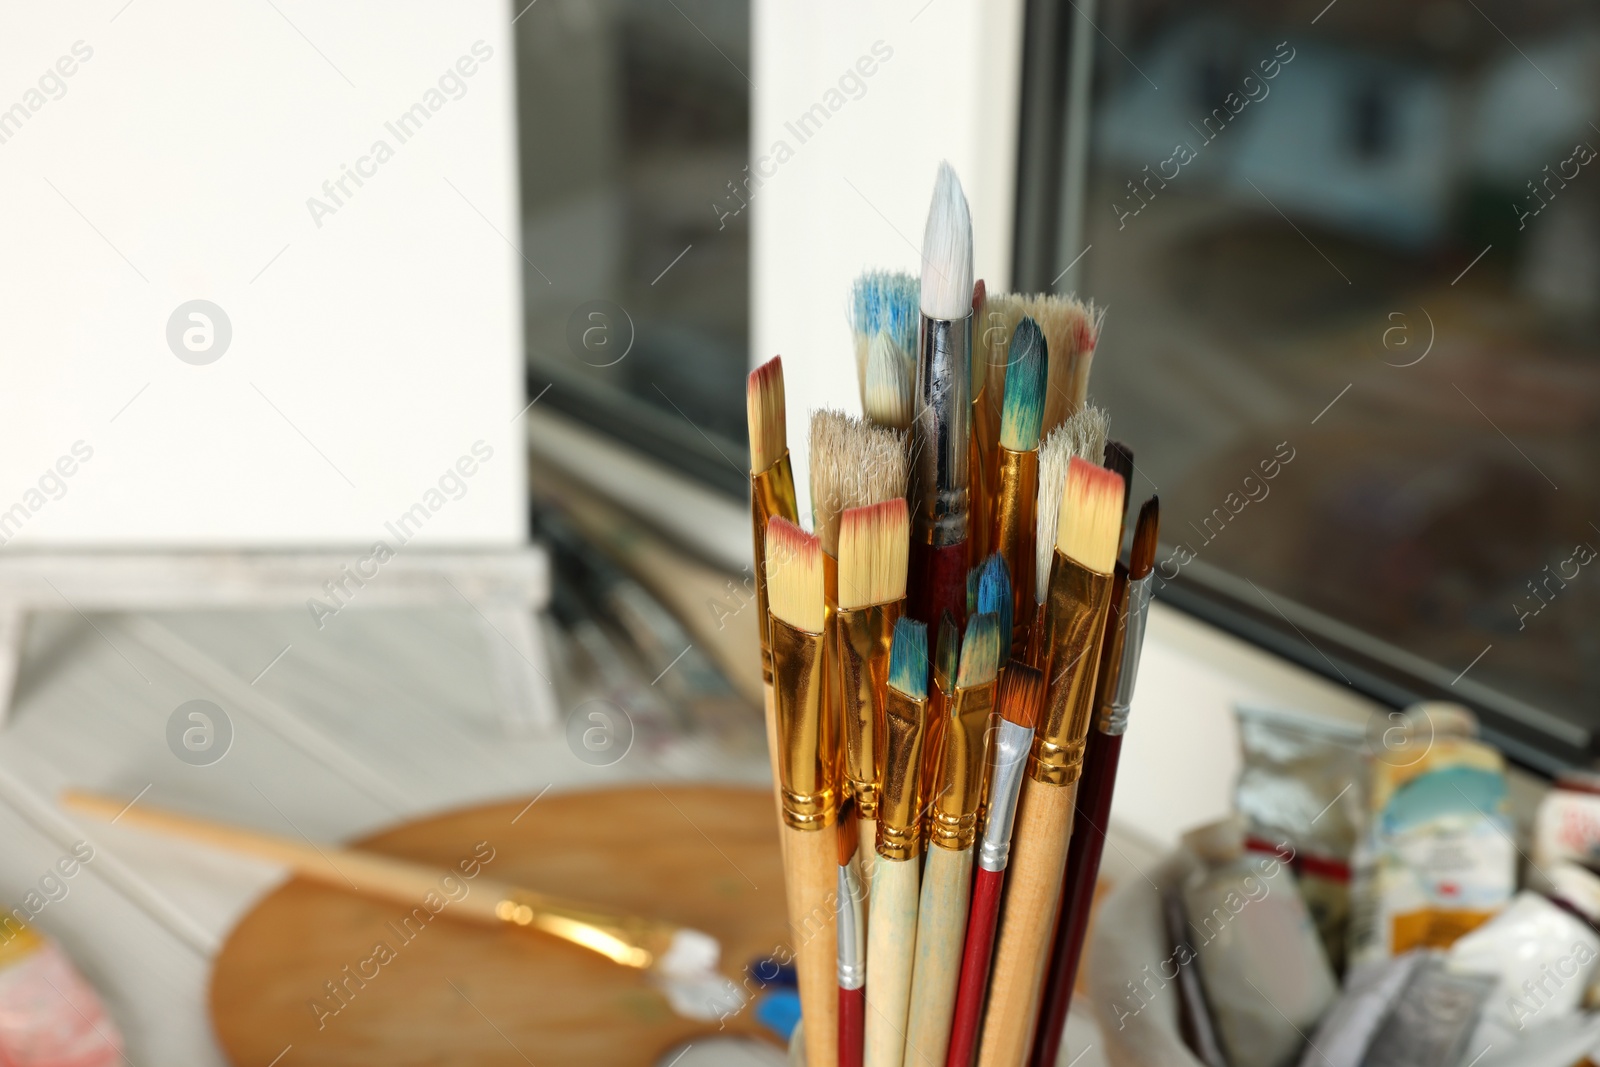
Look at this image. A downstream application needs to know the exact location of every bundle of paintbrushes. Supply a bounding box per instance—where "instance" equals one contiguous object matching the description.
[748,161,1160,1067]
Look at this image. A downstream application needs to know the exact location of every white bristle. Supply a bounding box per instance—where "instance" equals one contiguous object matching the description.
[920,161,974,320]
[864,331,913,431]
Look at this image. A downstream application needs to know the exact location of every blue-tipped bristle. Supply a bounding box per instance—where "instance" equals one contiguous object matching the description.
[888,617,929,700]
[976,554,1014,661]
[957,613,1002,688]
[851,271,919,358]
[935,611,960,692]
[966,566,980,616]
[1000,317,1046,452]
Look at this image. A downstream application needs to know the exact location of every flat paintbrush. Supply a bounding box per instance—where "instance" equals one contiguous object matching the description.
[1030,495,1159,1066]
[991,317,1044,659]
[1028,408,1109,666]
[909,162,974,629]
[945,663,1044,1067]
[905,612,999,1067]
[976,457,1124,1067]
[766,516,840,1067]
[866,618,930,1067]
[865,331,915,432]
[748,358,800,799]
[851,270,919,412]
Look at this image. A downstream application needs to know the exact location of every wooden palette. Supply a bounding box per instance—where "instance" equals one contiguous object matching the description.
[210,785,788,1067]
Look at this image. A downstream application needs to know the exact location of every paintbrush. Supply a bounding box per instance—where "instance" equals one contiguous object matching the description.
[991,317,1045,658]
[905,612,1000,1067]
[1029,496,1159,1066]
[1002,294,1102,437]
[909,162,974,629]
[1028,407,1109,665]
[922,609,961,836]
[838,497,910,876]
[866,617,930,1067]
[837,797,867,1067]
[62,789,732,991]
[865,331,915,432]
[975,457,1124,1067]
[748,358,800,800]
[766,516,840,1067]
[852,271,919,411]
[968,279,992,563]
[945,662,1045,1067]
[976,548,1014,674]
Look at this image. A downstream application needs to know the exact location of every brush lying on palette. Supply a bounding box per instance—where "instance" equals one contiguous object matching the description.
[746,160,1162,1067]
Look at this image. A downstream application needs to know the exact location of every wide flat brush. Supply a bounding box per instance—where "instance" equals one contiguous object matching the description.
[766,517,839,1067]
[945,663,1044,1067]
[991,317,1043,657]
[838,498,910,877]
[905,613,1000,1067]
[1028,407,1109,666]
[976,457,1124,1067]
[1010,293,1102,437]
[1030,495,1158,1067]
[909,162,974,629]
[837,798,867,1067]
[748,358,800,806]
[866,618,931,1067]
[851,271,919,411]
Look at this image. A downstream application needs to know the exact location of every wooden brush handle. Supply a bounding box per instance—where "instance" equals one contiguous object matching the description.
[783,823,839,1067]
[1030,732,1123,1067]
[865,855,920,1067]
[946,865,1005,1067]
[840,985,866,1067]
[911,540,968,629]
[858,815,877,911]
[905,845,974,1067]
[975,779,1076,1067]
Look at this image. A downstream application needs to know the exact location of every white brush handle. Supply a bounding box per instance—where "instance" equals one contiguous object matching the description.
[865,854,920,1067]
[904,845,973,1067]
[783,823,839,1067]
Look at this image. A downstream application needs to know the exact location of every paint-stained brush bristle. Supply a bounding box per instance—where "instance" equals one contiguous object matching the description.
[865,331,914,431]
[837,796,859,863]
[889,617,930,700]
[1019,294,1102,434]
[1055,457,1127,575]
[850,271,919,405]
[999,317,1046,452]
[997,662,1045,729]
[956,613,1001,689]
[765,517,824,633]
[837,498,910,611]
[966,566,980,617]
[921,162,974,320]
[810,410,908,557]
[935,611,960,694]
[1065,404,1110,465]
[976,554,1013,661]
[746,356,786,473]
[1131,497,1160,581]
[980,293,1026,411]
[1035,427,1072,605]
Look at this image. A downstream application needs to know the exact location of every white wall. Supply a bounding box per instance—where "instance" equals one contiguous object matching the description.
[751,0,1025,525]
[0,1,525,546]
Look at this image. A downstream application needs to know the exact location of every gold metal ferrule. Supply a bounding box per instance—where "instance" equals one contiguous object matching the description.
[823,552,841,790]
[928,678,995,850]
[876,685,928,860]
[1030,549,1115,787]
[770,615,836,830]
[1091,565,1131,737]
[495,890,678,971]
[838,600,901,820]
[993,445,1038,655]
[750,453,798,684]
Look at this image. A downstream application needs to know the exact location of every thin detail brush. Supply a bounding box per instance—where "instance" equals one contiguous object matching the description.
[748,358,800,811]
[837,797,866,1067]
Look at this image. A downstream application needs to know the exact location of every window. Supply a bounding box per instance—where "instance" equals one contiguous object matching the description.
[515,0,750,496]
[1018,0,1600,770]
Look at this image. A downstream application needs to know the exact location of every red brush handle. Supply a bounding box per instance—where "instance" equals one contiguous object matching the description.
[838,985,865,1067]
[945,865,1005,1067]
[1029,730,1124,1067]
[911,539,969,628]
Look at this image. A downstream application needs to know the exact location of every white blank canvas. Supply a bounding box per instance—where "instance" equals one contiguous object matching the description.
[0,0,526,546]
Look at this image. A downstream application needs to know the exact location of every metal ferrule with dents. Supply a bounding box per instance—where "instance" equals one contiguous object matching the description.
[838,601,901,820]
[770,615,836,830]
[749,453,798,684]
[876,685,928,860]
[992,445,1037,650]
[976,717,1034,872]
[1103,572,1152,736]
[494,891,677,971]
[928,679,995,851]
[836,861,866,991]
[1031,551,1115,787]
[913,315,971,548]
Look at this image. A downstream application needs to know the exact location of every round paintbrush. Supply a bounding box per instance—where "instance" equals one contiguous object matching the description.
[865,331,915,432]
[991,317,1044,657]
[837,798,867,1067]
